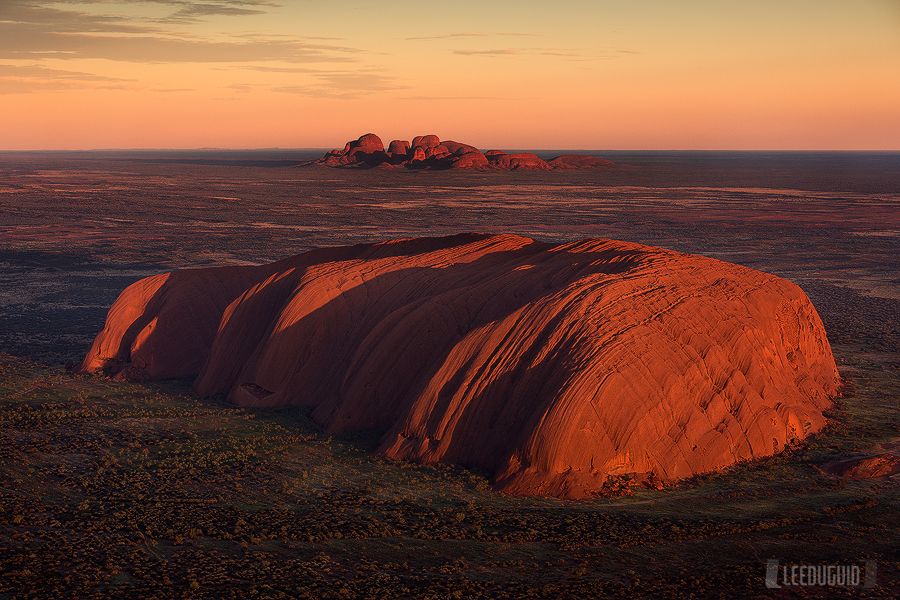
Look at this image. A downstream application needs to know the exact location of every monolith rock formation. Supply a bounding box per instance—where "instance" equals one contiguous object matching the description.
[83,234,839,498]
[313,133,616,171]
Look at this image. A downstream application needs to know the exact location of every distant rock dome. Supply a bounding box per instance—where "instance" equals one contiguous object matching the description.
[314,134,615,171]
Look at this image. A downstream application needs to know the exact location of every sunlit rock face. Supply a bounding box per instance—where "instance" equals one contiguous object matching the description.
[84,234,839,498]
[315,134,616,171]
[822,453,899,480]
[450,151,489,169]
[319,133,386,167]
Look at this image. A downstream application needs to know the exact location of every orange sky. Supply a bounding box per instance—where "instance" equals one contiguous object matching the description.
[1,0,899,150]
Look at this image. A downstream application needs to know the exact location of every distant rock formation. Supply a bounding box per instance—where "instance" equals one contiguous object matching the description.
[387,139,410,156]
[412,134,441,150]
[548,155,617,170]
[83,234,839,498]
[313,133,616,171]
[451,151,489,169]
[319,133,386,167]
[486,152,551,170]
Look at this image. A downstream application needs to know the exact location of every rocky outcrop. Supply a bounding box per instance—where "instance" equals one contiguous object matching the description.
[451,151,489,169]
[315,134,614,171]
[443,140,480,156]
[548,155,616,170]
[387,139,410,156]
[411,135,441,150]
[487,152,551,170]
[319,133,386,167]
[83,234,839,499]
[821,453,899,480]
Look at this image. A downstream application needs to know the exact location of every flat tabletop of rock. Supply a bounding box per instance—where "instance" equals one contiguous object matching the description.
[83,234,840,499]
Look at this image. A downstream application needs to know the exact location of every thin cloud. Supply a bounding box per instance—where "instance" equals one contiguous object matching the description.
[219,64,403,98]
[223,65,323,73]
[270,85,353,99]
[0,78,132,94]
[161,2,272,23]
[399,95,505,101]
[0,31,359,63]
[52,0,279,14]
[0,81,130,93]
[0,1,358,63]
[452,47,633,61]
[271,69,403,99]
[405,32,485,41]
[44,0,281,25]
[0,63,132,82]
[315,71,400,90]
[453,47,582,58]
[0,62,135,93]
[0,29,359,64]
[405,32,538,41]
[453,48,518,56]
[0,0,160,34]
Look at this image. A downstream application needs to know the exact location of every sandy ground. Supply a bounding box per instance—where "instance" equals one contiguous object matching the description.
[1,151,897,364]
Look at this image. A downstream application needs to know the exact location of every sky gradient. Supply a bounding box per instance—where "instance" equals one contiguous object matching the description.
[1,0,899,150]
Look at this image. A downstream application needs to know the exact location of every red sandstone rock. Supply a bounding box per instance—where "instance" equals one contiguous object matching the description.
[488,152,551,170]
[450,151,489,169]
[411,135,441,150]
[316,133,386,167]
[548,154,616,170]
[314,134,614,171]
[83,234,839,499]
[318,155,343,167]
[443,140,480,156]
[426,144,451,160]
[821,453,899,480]
[388,140,410,156]
[80,268,266,379]
[351,133,384,154]
[409,147,426,162]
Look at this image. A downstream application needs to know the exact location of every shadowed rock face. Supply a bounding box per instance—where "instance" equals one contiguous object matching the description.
[83,234,839,498]
[316,134,615,171]
[387,139,410,156]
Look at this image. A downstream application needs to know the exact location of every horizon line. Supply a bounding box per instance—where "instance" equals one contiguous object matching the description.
[3,146,900,153]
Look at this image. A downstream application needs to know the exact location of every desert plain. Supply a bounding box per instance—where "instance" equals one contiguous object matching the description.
[0,150,898,597]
